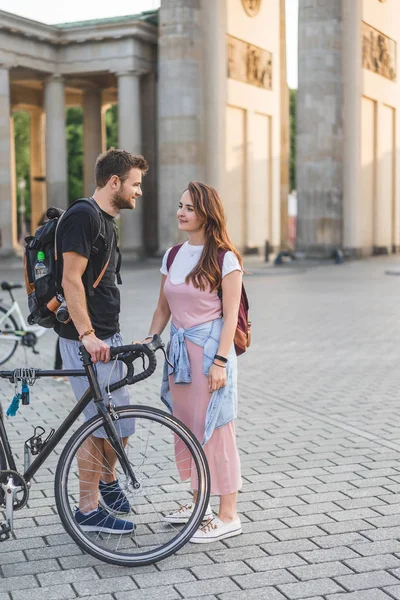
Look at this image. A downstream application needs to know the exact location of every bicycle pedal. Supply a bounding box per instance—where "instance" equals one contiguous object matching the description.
[0,522,11,542]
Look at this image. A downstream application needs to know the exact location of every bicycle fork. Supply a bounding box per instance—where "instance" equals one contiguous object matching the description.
[97,402,141,490]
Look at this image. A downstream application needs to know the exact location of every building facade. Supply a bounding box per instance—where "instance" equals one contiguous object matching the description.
[297,0,400,257]
[0,0,287,257]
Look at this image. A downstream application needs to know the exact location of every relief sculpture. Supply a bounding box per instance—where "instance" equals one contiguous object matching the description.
[362,21,396,81]
[227,34,272,90]
[241,0,262,17]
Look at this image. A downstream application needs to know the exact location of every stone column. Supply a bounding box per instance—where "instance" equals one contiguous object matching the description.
[202,0,226,195]
[30,109,47,232]
[118,71,143,255]
[157,0,205,252]
[342,0,362,256]
[83,87,102,197]
[44,76,68,209]
[0,66,17,254]
[296,0,343,256]
[280,0,290,250]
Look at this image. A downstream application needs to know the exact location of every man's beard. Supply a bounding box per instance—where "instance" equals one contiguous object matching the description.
[111,186,134,211]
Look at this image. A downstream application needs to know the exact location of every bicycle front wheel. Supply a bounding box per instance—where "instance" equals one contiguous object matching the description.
[0,306,19,365]
[55,405,210,566]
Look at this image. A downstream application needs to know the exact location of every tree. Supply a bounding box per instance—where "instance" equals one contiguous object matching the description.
[13,111,31,230]
[105,104,118,149]
[66,107,83,204]
[289,88,296,192]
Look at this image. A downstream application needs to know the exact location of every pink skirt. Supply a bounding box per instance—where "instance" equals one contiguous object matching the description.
[169,339,242,496]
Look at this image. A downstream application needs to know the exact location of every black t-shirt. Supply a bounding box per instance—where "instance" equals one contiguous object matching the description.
[55,200,121,341]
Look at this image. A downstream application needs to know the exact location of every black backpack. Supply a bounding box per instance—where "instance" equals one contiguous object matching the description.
[24,198,121,329]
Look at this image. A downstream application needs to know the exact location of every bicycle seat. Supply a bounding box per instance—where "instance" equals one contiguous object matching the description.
[1,281,22,291]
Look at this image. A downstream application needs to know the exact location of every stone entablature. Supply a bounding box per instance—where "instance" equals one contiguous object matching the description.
[0,10,157,75]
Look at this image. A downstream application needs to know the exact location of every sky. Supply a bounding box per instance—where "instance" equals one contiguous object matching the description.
[0,0,299,88]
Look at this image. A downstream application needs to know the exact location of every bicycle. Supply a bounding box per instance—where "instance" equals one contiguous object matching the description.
[0,281,48,365]
[0,335,210,566]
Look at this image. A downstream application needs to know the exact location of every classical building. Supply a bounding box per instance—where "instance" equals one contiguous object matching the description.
[297,0,400,257]
[0,0,288,257]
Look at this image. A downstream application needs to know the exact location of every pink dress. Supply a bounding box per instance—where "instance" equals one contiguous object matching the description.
[163,274,242,496]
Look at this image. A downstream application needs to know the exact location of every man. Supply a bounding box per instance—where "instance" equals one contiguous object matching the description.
[57,148,149,534]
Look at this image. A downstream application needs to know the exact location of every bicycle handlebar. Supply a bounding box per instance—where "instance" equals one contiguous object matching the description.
[107,334,165,392]
[0,335,166,389]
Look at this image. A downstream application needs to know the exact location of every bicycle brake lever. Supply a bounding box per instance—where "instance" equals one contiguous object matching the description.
[160,346,174,370]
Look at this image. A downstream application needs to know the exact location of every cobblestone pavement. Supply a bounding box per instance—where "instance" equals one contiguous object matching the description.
[2,255,400,599]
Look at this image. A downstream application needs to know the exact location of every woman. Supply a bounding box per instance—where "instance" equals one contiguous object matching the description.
[145,182,243,543]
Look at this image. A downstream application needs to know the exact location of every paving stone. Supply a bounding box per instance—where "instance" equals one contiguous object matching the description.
[278,577,344,599]
[132,568,196,588]
[38,567,99,586]
[233,569,296,588]
[289,560,352,580]
[383,586,400,599]
[218,590,286,600]
[73,577,138,596]
[246,553,306,572]
[11,585,76,600]
[175,577,240,597]
[2,558,60,578]
[350,540,400,556]
[345,553,400,572]
[190,561,252,579]
[114,590,181,600]
[335,570,399,591]
[327,591,392,600]
[0,575,39,593]
[205,545,267,563]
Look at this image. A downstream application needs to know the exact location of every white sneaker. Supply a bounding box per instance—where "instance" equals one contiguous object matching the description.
[163,503,213,524]
[189,516,242,544]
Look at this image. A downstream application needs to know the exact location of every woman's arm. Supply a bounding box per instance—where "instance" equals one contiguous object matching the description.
[208,270,242,392]
[146,275,171,337]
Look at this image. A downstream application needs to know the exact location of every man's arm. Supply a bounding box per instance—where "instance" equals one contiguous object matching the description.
[62,251,110,363]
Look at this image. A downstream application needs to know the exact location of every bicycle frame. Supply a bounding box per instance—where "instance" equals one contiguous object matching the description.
[0,349,138,486]
[0,300,47,342]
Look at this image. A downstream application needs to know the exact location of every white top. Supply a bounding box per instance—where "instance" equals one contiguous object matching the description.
[160,241,242,285]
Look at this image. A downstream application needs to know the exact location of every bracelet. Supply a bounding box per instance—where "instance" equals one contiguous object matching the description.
[78,328,95,341]
[213,361,226,368]
[214,354,228,364]
[145,335,153,340]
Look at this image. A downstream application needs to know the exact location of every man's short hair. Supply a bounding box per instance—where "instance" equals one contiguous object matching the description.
[95,148,149,188]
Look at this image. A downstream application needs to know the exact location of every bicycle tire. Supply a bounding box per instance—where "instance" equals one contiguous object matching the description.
[0,306,19,365]
[55,405,210,566]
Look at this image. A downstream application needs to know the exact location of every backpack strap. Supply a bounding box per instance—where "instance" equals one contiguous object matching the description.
[92,232,115,289]
[217,248,228,300]
[166,243,184,271]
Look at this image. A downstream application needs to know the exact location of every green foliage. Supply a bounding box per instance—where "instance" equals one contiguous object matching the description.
[13,111,31,227]
[289,88,296,192]
[105,104,118,149]
[66,107,83,204]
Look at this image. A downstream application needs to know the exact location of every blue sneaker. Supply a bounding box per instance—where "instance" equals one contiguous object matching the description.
[99,479,131,515]
[75,506,135,534]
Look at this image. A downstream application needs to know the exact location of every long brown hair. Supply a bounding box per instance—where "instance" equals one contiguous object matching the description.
[185,181,243,292]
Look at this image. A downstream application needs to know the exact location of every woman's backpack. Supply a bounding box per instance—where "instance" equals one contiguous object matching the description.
[166,244,251,355]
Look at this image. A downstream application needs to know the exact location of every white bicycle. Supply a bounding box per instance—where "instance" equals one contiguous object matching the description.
[0,281,47,365]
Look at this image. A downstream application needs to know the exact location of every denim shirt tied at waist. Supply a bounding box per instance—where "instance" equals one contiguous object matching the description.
[161,318,238,445]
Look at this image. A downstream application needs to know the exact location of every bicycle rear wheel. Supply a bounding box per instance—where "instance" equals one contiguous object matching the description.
[55,405,210,566]
[0,306,18,365]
